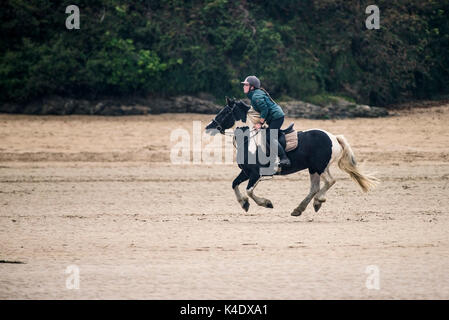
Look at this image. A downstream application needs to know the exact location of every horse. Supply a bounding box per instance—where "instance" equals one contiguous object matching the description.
[205,97,379,216]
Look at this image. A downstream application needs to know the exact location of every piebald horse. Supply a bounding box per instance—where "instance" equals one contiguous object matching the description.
[205,98,379,216]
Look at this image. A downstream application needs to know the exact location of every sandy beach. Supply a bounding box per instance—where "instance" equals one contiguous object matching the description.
[1,106,448,299]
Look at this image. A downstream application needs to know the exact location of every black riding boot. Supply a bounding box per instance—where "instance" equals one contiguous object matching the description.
[274,139,291,168]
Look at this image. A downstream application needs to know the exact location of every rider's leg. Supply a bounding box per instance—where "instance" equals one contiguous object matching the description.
[268,117,291,168]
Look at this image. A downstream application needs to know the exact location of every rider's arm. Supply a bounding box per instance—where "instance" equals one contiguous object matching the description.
[254,95,269,122]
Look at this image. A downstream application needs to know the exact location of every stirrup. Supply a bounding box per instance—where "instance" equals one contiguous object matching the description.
[279,158,291,168]
[259,158,280,176]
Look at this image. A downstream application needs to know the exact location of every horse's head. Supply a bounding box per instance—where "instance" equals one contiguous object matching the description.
[205,97,250,135]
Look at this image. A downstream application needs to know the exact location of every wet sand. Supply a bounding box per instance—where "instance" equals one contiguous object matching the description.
[0,106,448,299]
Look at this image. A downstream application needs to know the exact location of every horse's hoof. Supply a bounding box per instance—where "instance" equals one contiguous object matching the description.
[265,201,273,209]
[313,202,322,212]
[291,209,302,216]
[242,200,250,212]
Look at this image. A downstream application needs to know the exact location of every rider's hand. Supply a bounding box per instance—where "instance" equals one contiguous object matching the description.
[254,123,262,130]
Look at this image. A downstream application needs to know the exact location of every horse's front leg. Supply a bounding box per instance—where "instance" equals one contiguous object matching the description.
[246,174,274,209]
[233,170,250,212]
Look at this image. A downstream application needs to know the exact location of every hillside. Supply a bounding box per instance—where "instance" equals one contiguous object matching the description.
[1,0,448,108]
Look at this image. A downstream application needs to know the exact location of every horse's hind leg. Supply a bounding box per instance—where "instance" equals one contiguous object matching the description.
[291,172,320,216]
[313,167,336,212]
[233,170,250,212]
[246,175,273,209]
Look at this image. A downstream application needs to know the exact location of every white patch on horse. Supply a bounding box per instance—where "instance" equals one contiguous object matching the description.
[302,129,343,165]
[246,178,273,208]
[248,132,257,154]
[248,130,266,154]
[234,186,249,209]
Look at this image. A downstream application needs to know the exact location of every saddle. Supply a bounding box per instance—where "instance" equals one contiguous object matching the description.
[280,123,295,134]
[280,123,299,152]
[247,108,299,152]
[252,123,299,153]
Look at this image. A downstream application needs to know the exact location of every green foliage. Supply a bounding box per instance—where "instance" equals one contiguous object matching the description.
[86,35,166,94]
[0,0,448,105]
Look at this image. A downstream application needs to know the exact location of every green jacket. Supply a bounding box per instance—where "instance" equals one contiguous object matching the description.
[247,89,284,124]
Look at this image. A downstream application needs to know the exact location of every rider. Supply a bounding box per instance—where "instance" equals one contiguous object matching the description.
[241,75,291,168]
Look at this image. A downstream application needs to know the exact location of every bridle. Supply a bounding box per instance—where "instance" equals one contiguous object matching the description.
[211,102,261,148]
[211,104,235,135]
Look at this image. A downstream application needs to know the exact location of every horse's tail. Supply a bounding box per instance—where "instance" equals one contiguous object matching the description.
[336,135,379,192]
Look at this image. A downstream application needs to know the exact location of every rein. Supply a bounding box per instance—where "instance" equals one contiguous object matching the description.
[232,128,261,149]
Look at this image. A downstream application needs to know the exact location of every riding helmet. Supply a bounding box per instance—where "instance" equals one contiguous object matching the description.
[241,76,261,89]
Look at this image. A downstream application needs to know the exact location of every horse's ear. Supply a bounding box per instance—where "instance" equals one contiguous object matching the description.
[225,96,231,106]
